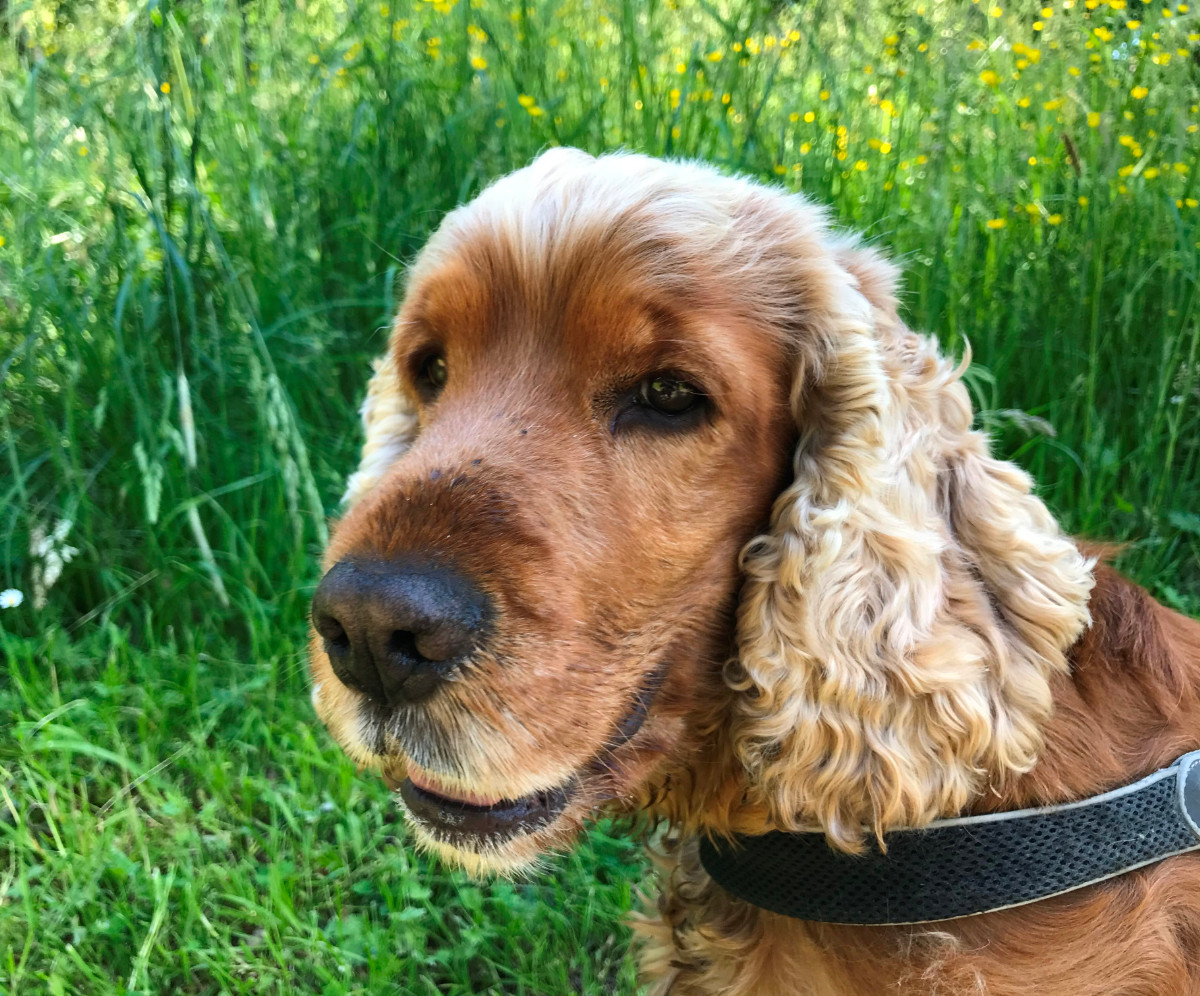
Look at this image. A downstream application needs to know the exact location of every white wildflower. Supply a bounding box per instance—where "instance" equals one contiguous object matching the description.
[30,518,80,609]
[0,589,23,609]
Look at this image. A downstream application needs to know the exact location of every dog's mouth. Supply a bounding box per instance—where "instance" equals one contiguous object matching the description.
[398,765,575,846]
[388,661,669,850]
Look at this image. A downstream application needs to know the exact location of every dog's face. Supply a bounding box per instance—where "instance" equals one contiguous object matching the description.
[309,150,795,871]
[310,149,1094,871]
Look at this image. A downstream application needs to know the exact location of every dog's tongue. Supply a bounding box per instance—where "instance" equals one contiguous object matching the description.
[401,763,506,807]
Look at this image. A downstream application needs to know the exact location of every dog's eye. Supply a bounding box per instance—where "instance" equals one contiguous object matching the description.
[611,373,709,435]
[640,376,702,415]
[416,351,448,397]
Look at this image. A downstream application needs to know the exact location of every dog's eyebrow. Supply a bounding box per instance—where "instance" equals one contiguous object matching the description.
[615,304,734,397]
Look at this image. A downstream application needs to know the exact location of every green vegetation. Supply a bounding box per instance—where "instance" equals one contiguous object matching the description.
[1,0,1198,992]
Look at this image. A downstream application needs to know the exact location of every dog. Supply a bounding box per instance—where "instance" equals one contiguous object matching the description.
[308,148,1200,995]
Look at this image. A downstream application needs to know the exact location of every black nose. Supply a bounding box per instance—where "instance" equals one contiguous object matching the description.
[311,559,492,707]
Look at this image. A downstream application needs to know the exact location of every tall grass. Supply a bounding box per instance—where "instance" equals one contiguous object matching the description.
[1,0,1198,992]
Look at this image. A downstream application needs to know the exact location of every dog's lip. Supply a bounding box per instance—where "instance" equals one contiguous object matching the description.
[398,768,574,844]
[405,764,507,807]
[387,662,669,845]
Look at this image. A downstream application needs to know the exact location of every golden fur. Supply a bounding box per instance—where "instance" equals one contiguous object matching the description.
[310,149,1200,994]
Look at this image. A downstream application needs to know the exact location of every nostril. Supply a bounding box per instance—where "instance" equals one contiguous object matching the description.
[387,629,423,663]
[313,612,351,654]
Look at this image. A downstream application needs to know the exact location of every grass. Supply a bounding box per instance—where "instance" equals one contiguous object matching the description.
[1,0,1199,992]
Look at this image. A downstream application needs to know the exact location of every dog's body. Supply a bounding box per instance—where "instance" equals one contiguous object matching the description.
[309,149,1200,994]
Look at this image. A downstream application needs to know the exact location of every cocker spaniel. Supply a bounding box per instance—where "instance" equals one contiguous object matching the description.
[309,149,1200,995]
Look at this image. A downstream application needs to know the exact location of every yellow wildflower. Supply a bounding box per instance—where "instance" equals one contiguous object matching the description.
[1034,21,1044,30]
[980,70,1001,86]
[1087,111,1100,127]
[1144,167,1159,178]
[800,142,812,154]
[1078,195,1089,207]
[1127,19,1142,28]
[988,5,1003,15]
[819,89,830,101]
[1044,98,1065,110]
[918,42,928,52]
[884,34,899,45]
[805,111,815,123]
[1028,155,1038,165]
[517,94,536,108]
[854,159,869,171]
[470,56,487,69]
[706,50,723,62]
[78,146,88,156]
[986,218,1007,229]
[1131,86,1149,99]
[1018,96,1031,108]
[1186,198,1199,208]
[967,39,985,51]
[0,236,5,248]
[790,112,800,122]
[774,164,787,175]
[1175,163,1189,173]
[1094,27,1113,41]
[915,154,928,164]
[879,141,892,154]
[1047,214,1062,225]
[308,53,320,64]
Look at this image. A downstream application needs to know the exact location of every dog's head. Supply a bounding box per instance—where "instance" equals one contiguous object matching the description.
[309,149,1093,873]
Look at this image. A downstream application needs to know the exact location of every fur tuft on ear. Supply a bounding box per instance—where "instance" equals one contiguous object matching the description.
[342,350,419,507]
[730,241,1095,851]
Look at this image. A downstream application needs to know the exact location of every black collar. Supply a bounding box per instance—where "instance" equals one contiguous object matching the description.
[700,751,1200,926]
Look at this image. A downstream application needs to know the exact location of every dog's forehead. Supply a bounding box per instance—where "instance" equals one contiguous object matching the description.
[399,185,784,386]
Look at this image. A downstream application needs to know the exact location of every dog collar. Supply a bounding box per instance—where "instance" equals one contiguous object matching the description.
[700,751,1200,926]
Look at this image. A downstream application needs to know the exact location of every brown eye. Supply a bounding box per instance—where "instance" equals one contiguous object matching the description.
[416,352,448,396]
[641,375,701,415]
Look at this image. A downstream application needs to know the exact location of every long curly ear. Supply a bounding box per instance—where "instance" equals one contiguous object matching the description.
[731,241,1094,851]
[342,350,419,507]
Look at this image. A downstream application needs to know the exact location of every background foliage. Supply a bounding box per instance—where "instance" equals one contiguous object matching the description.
[1,0,1198,991]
